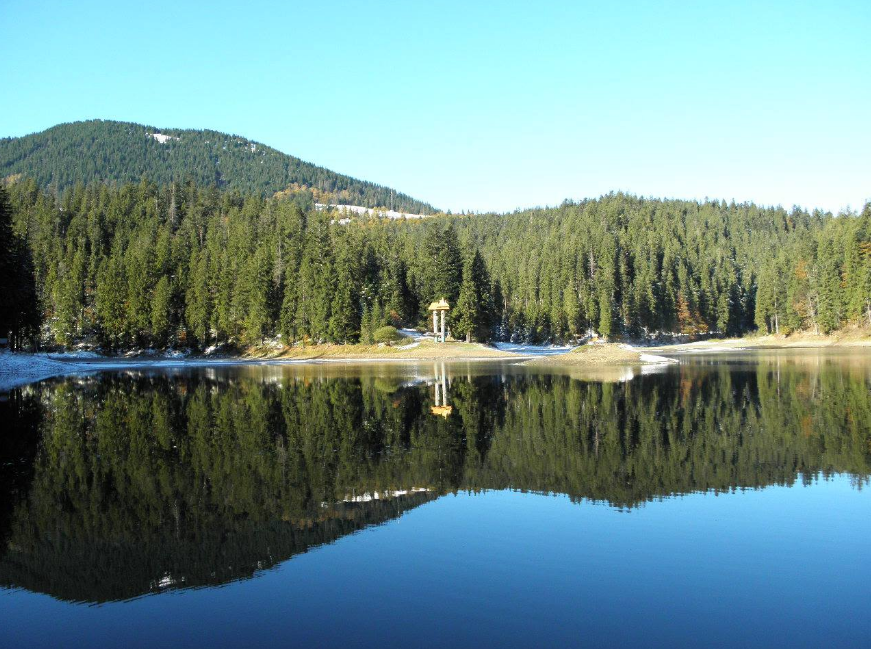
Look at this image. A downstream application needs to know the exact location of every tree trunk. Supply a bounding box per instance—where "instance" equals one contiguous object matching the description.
[773,296,780,334]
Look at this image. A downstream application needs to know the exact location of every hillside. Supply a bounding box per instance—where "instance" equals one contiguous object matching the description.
[4,175,869,352]
[0,120,435,214]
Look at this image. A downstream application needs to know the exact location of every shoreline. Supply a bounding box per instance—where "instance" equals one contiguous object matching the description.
[646,331,871,353]
[0,342,537,392]
[3,333,871,391]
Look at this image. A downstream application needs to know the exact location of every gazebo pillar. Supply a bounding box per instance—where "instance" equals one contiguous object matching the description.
[440,310,445,343]
[433,311,439,337]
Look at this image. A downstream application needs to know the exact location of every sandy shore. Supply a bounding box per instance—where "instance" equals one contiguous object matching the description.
[647,330,871,353]
[245,339,519,361]
[525,343,676,367]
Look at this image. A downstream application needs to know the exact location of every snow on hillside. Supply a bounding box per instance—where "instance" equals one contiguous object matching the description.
[316,203,429,221]
[149,133,179,144]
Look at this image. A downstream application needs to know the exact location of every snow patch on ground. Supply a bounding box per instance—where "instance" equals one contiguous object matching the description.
[618,343,678,365]
[494,342,573,356]
[50,349,103,359]
[0,352,90,392]
[680,346,748,353]
[639,353,677,364]
[317,204,429,221]
[396,342,421,350]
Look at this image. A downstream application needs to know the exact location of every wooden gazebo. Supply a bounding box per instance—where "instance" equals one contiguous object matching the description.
[428,299,450,343]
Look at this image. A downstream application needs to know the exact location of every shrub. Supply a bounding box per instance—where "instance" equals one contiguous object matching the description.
[372,325,404,344]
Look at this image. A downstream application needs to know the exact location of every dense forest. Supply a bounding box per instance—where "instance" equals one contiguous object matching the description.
[1,360,869,601]
[2,176,869,350]
[0,120,435,214]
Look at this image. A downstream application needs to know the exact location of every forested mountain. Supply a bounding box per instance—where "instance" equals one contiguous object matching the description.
[3,178,869,350]
[0,120,435,214]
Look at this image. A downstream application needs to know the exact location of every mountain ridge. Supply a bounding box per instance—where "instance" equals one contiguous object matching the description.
[0,119,436,214]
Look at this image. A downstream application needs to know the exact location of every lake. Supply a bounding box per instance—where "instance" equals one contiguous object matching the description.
[1,351,869,648]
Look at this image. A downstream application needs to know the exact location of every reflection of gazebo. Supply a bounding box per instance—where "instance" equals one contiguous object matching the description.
[428,299,450,343]
[430,362,452,418]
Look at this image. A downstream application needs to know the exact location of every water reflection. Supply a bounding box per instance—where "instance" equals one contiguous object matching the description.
[1,354,869,603]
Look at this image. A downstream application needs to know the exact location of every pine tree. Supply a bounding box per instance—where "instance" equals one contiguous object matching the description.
[330,248,360,343]
[96,255,127,349]
[241,245,272,345]
[423,224,462,307]
[54,247,87,346]
[360,304,374,344]
[452,249,495,343]
[151,275,173,346]
[185,250,211,348]
[0,187,40,348]
[0,187,16,340]
[598,288,613,338]
[816,235,843,333]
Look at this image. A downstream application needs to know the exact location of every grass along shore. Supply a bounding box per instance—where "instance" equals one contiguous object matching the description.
[243,338,517,361]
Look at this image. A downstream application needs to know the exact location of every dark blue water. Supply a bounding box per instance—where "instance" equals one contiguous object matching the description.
[1,353,869,647]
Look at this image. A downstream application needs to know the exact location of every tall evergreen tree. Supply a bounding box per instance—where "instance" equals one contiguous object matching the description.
[330,246,360,343]
[423,224,462,307]
[452,250,495,343]
[151,275,174,346]
[0,187,40,348]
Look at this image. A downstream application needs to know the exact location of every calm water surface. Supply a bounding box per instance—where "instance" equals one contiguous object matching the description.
[1,351,869,648]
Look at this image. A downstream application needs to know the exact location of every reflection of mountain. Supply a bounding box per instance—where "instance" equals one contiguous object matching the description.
[0,491,436,604]
[1,359,869,603]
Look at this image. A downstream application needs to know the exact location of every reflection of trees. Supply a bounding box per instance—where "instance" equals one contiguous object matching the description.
[0,359,869,603]
[0,388,41,552]
[467,366,871,505]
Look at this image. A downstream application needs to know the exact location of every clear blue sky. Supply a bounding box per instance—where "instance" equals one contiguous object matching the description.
[1,0,869,214]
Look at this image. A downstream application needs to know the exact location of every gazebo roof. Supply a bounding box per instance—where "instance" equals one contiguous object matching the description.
[431,405,453,418]
[427,298,450,311]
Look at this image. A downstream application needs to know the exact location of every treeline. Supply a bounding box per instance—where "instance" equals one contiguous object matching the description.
[0,120,435,214]
[3,178,870,349]
[4,178,495,349]
[0,188,39,348]
[456,196,870,339]
[754,212,871,334]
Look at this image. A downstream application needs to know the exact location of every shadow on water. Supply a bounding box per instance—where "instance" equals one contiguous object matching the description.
[1,352,869,603]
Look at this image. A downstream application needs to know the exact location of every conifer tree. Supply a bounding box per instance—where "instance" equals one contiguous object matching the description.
[96,255,127,348]
[0,187,16,340]
[452,249,495,343]
[423,224,462,306]
[0,187,40,348]
[151,275,173,346]
[330,247,360,343]
[185,250,211,347]
[360,304,373,344]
